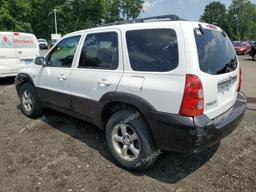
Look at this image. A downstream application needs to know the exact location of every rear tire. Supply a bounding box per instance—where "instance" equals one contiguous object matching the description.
[20,83,43,118]
[253,54,256,61]
[105,109,160,171]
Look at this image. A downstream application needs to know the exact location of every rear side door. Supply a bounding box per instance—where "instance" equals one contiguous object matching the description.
[13,33,39,66]
[36,35,82,109]
[0,33,18,76]
[70,30,123,120]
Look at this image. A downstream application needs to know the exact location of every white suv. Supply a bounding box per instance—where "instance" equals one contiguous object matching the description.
[16,15,247,171]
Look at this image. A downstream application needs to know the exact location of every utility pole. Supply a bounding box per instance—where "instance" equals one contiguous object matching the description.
[234,14,240,41]
[53,8,58,34]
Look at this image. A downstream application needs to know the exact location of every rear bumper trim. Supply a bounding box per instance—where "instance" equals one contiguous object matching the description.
[144,92,247,153]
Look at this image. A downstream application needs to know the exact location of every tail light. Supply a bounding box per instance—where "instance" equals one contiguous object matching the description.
[238,67,242,92]
[179,74,204,117]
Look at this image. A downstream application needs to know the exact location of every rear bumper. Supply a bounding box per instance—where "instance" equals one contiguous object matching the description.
[39,44,48,49]
[235,50,246,55]
[144,92,247,153]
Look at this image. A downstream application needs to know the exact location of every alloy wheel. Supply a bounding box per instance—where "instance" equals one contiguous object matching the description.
[111,123,141,161]
[22,90,33,112]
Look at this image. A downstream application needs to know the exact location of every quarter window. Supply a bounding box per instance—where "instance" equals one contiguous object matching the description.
[46,35,81,68]
[79,32,118,69]
[126,29,179,72]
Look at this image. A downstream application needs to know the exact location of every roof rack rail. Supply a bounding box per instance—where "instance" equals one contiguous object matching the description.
[96,14,183,28]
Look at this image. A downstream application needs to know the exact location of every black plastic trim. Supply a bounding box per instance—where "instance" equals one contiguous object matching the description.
[18,84,247,154]
[145,92,247,153]
[38,88,72,111]
[16,73,37,97]
[99,92,156,111]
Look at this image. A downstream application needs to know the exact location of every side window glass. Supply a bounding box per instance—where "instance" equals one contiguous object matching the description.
[79,32,118,69]
[46,35,81,68]
[126,29,179,72]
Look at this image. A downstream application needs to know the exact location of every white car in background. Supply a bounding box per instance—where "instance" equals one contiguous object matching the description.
[0,32,39,78]
[38,38,48,49]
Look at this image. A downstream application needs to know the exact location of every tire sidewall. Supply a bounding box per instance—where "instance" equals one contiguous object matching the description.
[20,83,40,117]
[105,110,157,171]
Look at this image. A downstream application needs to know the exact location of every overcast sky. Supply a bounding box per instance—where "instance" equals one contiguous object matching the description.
[140,0,256,21]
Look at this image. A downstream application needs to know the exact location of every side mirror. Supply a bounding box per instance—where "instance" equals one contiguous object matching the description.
[34,57,46,67]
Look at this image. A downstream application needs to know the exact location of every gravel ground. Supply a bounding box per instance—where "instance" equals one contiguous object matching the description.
[0,56,255,192]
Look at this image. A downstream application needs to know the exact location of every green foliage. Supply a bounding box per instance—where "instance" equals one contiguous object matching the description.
[228,0,256,40]
[200,2,227,28]
[0,0,32,32]
[0,0,144,39]
[200,0,256,40]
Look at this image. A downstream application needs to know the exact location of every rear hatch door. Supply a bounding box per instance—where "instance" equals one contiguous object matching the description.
[14,33,39,66]
[193,24,239,119]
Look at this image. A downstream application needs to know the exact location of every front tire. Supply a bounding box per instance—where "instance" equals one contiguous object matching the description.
[105,109,159,171]
[20,83,43,118]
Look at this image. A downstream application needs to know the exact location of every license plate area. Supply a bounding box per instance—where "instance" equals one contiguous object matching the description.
[218,76,237,93]
[21,59,33,65]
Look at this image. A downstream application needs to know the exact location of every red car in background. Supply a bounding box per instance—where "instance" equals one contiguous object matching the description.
[232,41,251,55]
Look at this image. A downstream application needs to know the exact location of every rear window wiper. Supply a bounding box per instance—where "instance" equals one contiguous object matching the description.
[221,29,227,37]
[198,24,205,34]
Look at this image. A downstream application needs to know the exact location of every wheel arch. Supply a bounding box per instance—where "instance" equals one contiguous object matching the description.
[100,92,156,133]
[16,73,37,97]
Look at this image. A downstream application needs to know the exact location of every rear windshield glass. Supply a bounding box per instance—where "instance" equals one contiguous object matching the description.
[194,28,237,75]
[126,29,179,72]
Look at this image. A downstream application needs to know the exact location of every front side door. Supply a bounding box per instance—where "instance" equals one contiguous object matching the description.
[36,35,81,109]
[70,30,123,119]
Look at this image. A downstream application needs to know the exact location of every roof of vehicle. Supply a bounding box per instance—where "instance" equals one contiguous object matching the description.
[0,32,36,37]
[38,39,47,41]
[66,15,223,39]
[68,15,182,35]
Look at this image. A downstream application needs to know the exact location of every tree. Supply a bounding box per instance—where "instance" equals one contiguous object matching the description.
[228,0,256,40]
[0,0,144,39]
[121,0,144,19]
[0,0,33,32]
[200,0,256,40]
[200,2,230,33]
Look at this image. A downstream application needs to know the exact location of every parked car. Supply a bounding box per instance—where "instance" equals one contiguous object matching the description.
[245,41,254,47]
[15,15,247,171]
[243,41,253,51]
[249,42,256,60]
[0,32,39,78]
[232,41,250,55]
[38,39,48,49]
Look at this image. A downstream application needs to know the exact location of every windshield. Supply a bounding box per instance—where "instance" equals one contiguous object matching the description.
[194,28,238,75]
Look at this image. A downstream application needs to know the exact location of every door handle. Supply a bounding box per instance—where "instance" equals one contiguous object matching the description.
[18,51,22,54]
[98,79,111,87]
[58,74,67,81]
